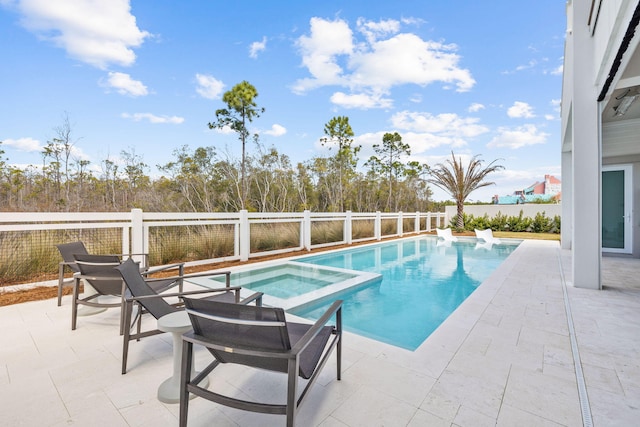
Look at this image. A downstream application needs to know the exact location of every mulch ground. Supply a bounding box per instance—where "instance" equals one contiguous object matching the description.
[1,233,463,307]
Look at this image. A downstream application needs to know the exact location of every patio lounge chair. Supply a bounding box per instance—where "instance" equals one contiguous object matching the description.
[71,253,183,334]
[178,296,343,427]
[436,227,458,242]
[115,258,263,375]
[55,241,89,306]
[475,228,501,244]
[56,241,182,306]
[474,241,495,251]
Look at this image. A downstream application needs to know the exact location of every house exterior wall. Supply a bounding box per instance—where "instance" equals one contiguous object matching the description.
[544,175,562,195]
[528,182,546,195]
[561,0,640,289]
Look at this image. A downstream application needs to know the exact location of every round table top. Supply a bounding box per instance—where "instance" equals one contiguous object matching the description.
[157,310,192,333]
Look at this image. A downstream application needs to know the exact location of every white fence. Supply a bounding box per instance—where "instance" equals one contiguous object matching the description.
[0,210,448,276]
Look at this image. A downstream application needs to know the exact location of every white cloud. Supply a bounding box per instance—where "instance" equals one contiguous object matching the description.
[121,113,184,124]
[355,111,491,156]
[2,136,91,160]
[349,33,475,91]
[264,124,287,136]
[249,36,267,59]
[11,0,150,69]
[516,60,537,71]
[409,93,422,103]
[356,17,400,44]
[544,99,561,121]
[391,111,489,138]
[195,73,225,99]
[507,101,535,118]
[549,64,563,75]
[104,71,148,96]
[468,103,485,112]
[292,17,475,108]
[2,137,42,152]
[502,59,538,75]
[330,91,393,109]
[213,125,235,135]
[487,124,549,149]
[293,17,354,93]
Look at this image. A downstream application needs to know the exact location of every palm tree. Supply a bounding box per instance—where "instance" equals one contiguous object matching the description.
[427,152,504,229]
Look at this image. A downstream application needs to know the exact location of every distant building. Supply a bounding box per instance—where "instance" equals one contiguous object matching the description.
[493,175,561,205]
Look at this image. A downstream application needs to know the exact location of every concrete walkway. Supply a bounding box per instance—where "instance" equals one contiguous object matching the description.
[0,239,638,426]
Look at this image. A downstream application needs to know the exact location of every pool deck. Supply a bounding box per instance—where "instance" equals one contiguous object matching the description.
[1,239,639,426]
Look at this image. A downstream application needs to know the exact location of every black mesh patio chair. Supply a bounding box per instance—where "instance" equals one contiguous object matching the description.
[71,254,183,335]
[179,296,343,427]
[56,241,181,306]
[55,241,89,306]
[115,258,263,375]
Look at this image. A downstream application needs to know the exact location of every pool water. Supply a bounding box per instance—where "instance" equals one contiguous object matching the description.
[206,263,358,300]
[290,237,520,350]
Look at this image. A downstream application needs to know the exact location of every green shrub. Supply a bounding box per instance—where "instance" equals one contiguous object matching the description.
[531,211,552,233]
[490,211,508,231]
[448,209,559,234]
[506,211,531,232]
[468,214,491,231]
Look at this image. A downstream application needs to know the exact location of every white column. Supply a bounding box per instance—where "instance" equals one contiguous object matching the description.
[303,210,312,250]
[130,208,146,268]
[570,0,601,289]
[344,211,352,245]
[239,210,250,262]
[561,150,573,250]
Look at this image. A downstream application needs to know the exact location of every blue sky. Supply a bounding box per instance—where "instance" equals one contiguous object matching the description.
[0,0,565,203]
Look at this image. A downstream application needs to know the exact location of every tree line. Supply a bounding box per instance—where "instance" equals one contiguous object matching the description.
[0,81,500,218]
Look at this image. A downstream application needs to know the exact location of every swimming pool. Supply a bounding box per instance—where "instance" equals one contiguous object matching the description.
[187,236,520,350]
[290,237,520,350]
[187,261,382,310]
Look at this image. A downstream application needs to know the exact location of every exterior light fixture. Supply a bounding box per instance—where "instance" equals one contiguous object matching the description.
[613,92,639,117]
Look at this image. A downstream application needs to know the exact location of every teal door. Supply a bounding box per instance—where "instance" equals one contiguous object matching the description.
[602,165,632,253]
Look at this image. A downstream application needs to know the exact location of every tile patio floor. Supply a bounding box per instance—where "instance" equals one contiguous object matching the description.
[0,239,638,426]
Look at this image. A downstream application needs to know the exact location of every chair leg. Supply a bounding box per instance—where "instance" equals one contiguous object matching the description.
[136,304,143,340]
[336,309,342,381]
[122,302,133,374]
[179,340,193,427]
[286,358,299,427]
[57,264,65,306]
[71,277,80,330]
[119,283,127,336]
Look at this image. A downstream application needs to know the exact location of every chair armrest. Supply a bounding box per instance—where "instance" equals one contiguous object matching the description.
[125,286,242,303]
[182,299,340,360]
[75,272,121,281]
[144,270,231,286]
[238,292,263,306]
[290,300,343,355]
[143,262,185,276]
[106,253,150,268]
